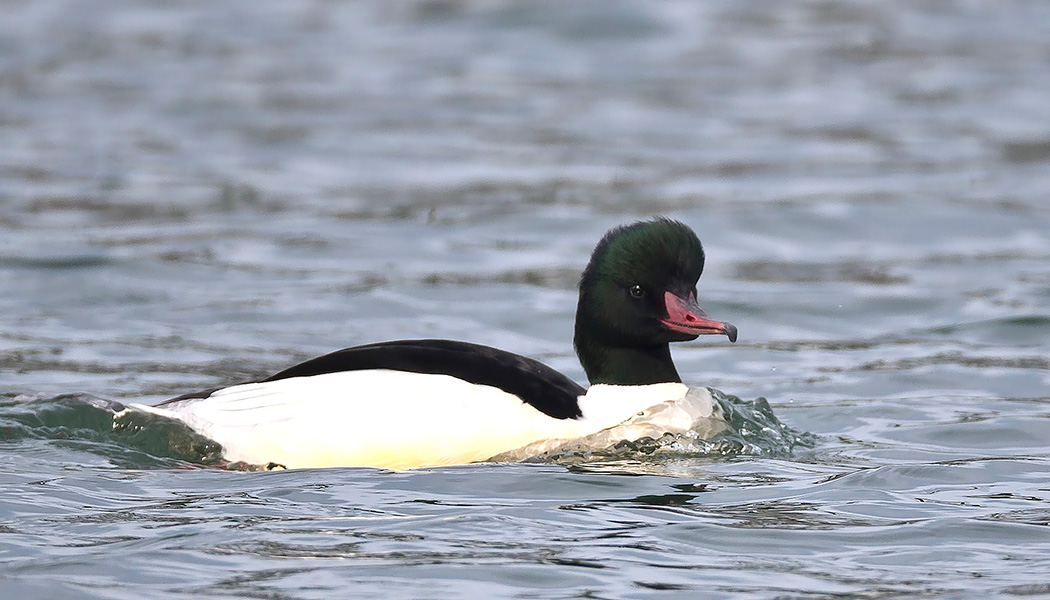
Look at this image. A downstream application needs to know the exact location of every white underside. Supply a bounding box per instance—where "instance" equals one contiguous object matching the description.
[126,370,725,469]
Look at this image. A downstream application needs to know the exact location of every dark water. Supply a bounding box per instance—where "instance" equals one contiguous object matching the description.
[3,1,1050,598]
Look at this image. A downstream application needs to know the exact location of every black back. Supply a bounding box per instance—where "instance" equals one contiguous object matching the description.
[168,340,585,420]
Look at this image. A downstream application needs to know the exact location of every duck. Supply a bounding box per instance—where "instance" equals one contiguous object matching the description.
[127,218,737,469]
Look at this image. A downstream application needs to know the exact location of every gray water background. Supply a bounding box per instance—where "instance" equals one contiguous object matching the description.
[2,1,1050,598]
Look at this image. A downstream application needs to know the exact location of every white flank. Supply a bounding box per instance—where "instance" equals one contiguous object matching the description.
[128,371,724,469]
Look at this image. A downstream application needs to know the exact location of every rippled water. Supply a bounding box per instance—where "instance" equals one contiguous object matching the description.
[2,1,1050,598]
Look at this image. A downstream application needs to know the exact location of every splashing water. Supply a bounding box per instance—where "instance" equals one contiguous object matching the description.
[0,389,809,470]
[511,388,814,466]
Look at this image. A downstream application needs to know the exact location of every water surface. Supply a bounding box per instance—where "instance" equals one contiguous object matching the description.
[2,1,1050,598]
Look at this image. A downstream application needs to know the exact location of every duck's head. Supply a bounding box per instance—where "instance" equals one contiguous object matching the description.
[573,218,736,385]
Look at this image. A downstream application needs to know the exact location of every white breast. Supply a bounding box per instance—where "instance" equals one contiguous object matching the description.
[494,384,727,461]
[128,371,723,469]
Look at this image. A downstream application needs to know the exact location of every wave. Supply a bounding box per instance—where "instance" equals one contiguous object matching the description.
[0,393,224,468]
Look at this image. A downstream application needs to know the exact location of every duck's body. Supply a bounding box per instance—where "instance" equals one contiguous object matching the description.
[139,363,702,469]
[129,219,737,469]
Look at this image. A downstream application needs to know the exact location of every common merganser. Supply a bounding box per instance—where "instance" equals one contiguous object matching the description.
[129,218,737,469]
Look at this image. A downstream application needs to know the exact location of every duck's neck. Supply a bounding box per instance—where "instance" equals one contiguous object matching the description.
[574,329,682,386]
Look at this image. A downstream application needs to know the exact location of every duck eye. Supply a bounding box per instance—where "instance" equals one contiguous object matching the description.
[629,285,645,299]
